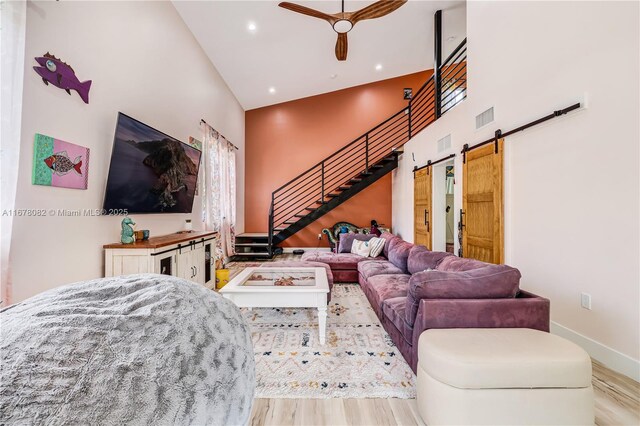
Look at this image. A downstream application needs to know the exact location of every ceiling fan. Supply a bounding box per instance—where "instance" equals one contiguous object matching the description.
[278,0,407,61]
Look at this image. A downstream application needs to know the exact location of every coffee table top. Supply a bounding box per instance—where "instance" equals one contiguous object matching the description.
[220,267,329,294]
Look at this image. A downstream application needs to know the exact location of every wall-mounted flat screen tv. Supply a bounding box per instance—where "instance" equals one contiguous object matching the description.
[103,113,201,213]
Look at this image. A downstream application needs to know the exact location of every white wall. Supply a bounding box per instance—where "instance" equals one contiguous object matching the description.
[393,1,639,379]
[10,1,245,303]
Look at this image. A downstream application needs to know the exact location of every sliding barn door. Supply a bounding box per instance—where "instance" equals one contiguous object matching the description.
[462,139,504,263]
[414,167,432,249]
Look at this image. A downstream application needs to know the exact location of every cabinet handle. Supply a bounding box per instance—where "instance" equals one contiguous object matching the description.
[194,266,198,277]
[425,209,430,232]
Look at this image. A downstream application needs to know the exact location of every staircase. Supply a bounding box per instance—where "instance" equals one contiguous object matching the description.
[236,38,467,259]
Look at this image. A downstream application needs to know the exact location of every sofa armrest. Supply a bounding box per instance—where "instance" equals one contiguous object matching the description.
[322,228,337,248]
[411,295,550,346]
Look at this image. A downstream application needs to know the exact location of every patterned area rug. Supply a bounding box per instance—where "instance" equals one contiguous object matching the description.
[242,283,416,398]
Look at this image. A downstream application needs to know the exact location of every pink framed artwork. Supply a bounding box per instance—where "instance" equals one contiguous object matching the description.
[32,133,90,189]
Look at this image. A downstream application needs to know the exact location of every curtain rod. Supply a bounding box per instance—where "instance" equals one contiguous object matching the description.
[462,102,581,162]
[200,119,239,150]
[413,153,456,173]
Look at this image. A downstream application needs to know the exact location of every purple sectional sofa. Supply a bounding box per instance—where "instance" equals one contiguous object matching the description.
[303,232,550,372]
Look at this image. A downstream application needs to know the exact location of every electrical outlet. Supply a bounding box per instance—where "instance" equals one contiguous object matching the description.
[317,233,322,240]
[580,293,592,310]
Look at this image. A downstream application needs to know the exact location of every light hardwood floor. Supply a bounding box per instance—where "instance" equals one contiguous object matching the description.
[231,256,640,425]
[250,361,639,425]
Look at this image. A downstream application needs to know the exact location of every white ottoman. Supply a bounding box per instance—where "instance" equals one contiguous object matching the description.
[417,328,594,425]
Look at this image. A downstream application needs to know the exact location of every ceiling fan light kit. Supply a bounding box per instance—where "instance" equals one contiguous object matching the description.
[278,0,407,61]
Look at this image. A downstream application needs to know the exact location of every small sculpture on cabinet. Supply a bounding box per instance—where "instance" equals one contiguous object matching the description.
[121,217,136,244]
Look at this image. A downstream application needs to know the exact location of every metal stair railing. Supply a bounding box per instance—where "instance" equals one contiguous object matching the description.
[268,39,467,247]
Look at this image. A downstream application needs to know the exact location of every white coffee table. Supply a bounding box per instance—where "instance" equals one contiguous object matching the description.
[220,267,330,344]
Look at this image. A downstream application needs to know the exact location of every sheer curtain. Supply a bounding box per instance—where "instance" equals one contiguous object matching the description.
[1,0,27,306]
[201,123,236,267]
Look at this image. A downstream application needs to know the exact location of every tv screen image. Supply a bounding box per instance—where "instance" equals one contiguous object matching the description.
[103,113,202,213]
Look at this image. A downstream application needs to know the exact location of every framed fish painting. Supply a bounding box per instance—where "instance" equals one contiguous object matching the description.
[32,133,90,189]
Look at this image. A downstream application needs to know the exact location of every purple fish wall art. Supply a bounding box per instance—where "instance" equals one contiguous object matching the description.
[33,52,92,104]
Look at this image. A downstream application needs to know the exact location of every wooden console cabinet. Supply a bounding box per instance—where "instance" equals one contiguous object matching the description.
[104,231,218,288]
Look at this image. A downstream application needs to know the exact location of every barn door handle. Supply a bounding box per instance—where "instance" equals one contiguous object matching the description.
[425,209,430,232]
[458,209,465,257]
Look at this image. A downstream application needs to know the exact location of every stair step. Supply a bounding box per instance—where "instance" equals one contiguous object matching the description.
[327,193,339,198]
[235,243,269,247]
[338,186,350,191]
[294,214,306,218]
[360,172,372,176]
[237,233,268,238]
[304,208,316,212]
[371,164,383,169]
[274,227,286,231]
[284,221,296,225]
[233,252,271,258]
[349,178,362,184]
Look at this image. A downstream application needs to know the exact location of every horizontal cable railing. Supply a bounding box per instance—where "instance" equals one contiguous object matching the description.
[269,39,467,243]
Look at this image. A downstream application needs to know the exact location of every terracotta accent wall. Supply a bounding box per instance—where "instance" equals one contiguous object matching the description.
[245,70,433,247]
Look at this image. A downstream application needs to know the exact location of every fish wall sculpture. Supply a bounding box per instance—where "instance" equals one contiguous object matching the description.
[33,52,92,104]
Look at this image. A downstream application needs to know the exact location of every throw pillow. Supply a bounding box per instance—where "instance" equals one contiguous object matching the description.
[368,237,385,257]
[338,233,377,253]
[351,239,371,257]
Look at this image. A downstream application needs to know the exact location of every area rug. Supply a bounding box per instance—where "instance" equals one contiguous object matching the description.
[242,283,416,398]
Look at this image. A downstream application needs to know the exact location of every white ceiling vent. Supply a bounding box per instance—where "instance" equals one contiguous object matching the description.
[437,134,452,153]
[475,107,494,129]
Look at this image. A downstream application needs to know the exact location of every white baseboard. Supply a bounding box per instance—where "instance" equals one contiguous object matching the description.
[281,247,331,253]
[551,321,640,382]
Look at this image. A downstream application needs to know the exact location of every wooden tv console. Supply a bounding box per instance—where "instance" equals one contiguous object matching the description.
[104,231,218,288]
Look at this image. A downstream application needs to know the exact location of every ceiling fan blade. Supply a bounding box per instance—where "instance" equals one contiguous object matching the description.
[335,32,348,61]
[350,0,407,24]
[278,2,337,24]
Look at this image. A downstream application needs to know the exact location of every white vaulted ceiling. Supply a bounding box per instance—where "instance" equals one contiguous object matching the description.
[173,1,466,110]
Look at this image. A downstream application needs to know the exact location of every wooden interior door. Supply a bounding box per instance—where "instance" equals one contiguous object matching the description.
[414,167,432,249]
[462,139,504,263]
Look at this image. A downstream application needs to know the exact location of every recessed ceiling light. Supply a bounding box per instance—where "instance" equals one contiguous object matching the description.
[375,64,383,71]
[247,22,257,33]
[330,74,338,79]
[268,87,276,94]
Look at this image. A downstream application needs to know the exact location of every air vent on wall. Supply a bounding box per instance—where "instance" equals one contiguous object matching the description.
[475,107,494,129]
[437,134,452,153]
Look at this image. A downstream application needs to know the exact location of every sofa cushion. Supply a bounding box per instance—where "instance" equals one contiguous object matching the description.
[358,259,404,281]
[436,256,489,272]
[405,265,522,326]
[382,297,412,345]
[388,241,414,273]
[338,233,377,253]
[301,251,383,270]
[380,232,400,258]
[407,246,453,274]
[366,274,410,315]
